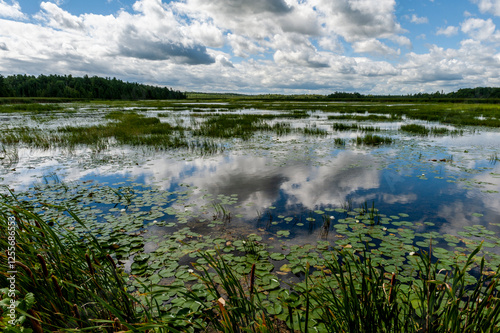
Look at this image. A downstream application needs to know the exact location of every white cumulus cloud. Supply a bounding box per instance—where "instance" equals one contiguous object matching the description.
[410,14,428,24]
[461,17,497,41]
[0,0,26,19]
[472,0,500,16]
[436,26,459,37]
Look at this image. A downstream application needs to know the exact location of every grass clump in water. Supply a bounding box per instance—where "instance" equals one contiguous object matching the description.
[192,114,268,140]
[60,111,190,150]
[334,138,346,146]
[0,103,64,113]
[356,134,392,145]
[401,124,430,135]
[333,122,358,131]
[303,125,327,136]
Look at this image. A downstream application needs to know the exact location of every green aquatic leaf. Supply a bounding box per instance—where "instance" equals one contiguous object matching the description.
[270,253,286,261]
[277,230,290,237]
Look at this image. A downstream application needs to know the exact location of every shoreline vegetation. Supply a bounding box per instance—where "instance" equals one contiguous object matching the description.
[2,197,500,332]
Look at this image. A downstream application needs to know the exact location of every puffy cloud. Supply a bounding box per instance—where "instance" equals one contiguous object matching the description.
[2,0,500,95]
[0,0,25,19]
[436,25,459,37]
[461,17,497,41]
[271,33,330,67]
[181,0,293,38]
[182,21,225,48]
[35,2,84,30]
[227,34,266,57]
[390,41,500,93]
[472,0,500,16]
[274,49,330,68]
[389,35,412,48]
[410,14,428,24]
[352,39,400,56]
[314,0,403,42]
[197,0,292,16]
[118,37,215,64]
[216,55,234,68]
[318,36,344,53]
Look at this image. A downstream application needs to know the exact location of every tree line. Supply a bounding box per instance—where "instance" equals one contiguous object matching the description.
[0,74,186,100]
[327,88,500,102]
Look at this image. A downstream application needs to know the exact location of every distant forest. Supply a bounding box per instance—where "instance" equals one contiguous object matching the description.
[1,74,500,102]
[327,87,500,102]
[0,74,186,100]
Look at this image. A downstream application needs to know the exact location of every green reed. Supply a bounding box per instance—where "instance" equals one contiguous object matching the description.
[0,198,185,332]
[356,134,393,145]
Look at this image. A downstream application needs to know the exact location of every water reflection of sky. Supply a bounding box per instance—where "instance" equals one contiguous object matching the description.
[3,139,499,244]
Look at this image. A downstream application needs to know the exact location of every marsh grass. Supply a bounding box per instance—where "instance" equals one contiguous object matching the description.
[302,125,327,136]
[490,152,499,164]
[401,124,464,137]
[0,201,140,331]
[333,122,358,131]
[0,145,19,167]
[333,138,346,146]
[270,122,292,136]
[180,251,285,332]
[175,244,500,332]
[356,134,393,145]
[328,114,397,122]
[192,114,268,140]
[192,113,313,140]
[333,123,380,132]
[0,103,64,113]
[401,124,430,135]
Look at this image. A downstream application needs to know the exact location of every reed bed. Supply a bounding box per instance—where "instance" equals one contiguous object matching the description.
[356,134,393,145]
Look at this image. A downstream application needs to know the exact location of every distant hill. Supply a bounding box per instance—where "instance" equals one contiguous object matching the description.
[0,74,186,100]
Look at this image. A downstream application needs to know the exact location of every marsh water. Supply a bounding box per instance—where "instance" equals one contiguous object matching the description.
[2,102,499,255]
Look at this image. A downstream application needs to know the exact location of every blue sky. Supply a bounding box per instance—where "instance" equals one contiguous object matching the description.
[1,0,500,94]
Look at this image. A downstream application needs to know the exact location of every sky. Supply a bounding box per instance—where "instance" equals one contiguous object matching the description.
[1,0,500,95]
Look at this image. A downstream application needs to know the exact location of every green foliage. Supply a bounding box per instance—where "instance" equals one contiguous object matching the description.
[179,251,284,332]
[0,103,64,113]
[0,74,186,100]
[401,124,430,135]
[356,134,393,145]
[0,202,141,331]
[313,249,413,332]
